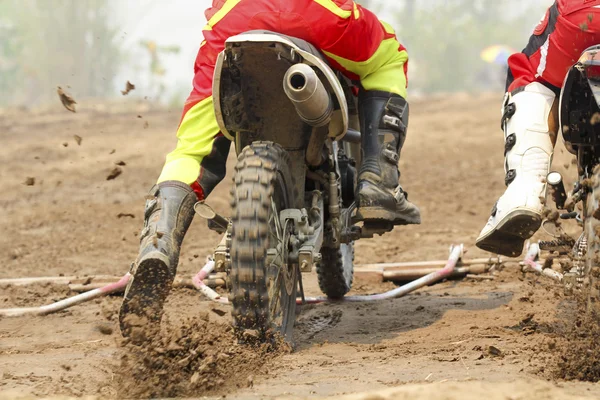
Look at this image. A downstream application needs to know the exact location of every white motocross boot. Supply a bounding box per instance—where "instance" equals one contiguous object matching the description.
[476,82,555,257]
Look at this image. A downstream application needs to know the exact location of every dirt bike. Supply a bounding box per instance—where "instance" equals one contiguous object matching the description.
[541,45,600,306]
[197,31,396,341]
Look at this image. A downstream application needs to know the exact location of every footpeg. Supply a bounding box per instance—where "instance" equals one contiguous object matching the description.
[360,221,394,238]
[560,211,578,220]
[195,202,230,234]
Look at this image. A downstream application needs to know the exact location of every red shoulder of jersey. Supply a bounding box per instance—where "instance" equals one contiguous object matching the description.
[560,0,600,15]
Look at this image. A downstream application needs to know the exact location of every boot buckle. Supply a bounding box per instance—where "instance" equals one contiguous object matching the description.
[500,93,516,129]
[504,133,516,155]
[490,201,498,217]
[382,146,399,164]
[383,114,401,129]
[143,197,158,220]
[505,169,517,186]
[394,185,409,201]
[140,226,150,239]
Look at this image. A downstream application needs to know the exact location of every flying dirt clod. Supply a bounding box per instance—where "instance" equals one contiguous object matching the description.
[57,86,76,113]
[121,81,135,96]
[106,167,123,181]
[117,213,135,219]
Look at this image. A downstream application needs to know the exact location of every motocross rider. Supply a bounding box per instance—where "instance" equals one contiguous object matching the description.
[477,0,600,257]
[119,0,421,335]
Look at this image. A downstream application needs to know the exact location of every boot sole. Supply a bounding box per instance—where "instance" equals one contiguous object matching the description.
[476,209,541,257]
[119,252,172,338]
[356,206,421,226]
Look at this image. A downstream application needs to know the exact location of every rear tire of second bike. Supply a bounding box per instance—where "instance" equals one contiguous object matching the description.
[316,243,354,299]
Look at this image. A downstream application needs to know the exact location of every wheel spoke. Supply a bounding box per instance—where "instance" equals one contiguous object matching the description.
[268,266,283,318]
[271,197,283,241]
[268,214,279,245]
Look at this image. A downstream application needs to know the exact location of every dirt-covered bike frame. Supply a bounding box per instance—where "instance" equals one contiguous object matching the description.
[203,31,396,341]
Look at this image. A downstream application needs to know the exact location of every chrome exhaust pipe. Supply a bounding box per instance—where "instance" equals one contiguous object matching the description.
[283,63,333,127]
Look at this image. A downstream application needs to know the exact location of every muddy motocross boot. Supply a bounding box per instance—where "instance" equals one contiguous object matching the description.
[476,82,555,257]
[355,90,421,225]
[119,181,197,338]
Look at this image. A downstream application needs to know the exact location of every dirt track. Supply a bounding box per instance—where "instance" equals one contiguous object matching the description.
[1,94,600,399]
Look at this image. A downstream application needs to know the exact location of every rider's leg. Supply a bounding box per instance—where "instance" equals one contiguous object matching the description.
[476,83,556,257]
[295,3,421,225]
[119,95,230,337]
[476,1,600,256]
[354,89,421,225]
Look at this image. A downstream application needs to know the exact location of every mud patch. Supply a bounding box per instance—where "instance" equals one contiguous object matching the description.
[295,309,343,340]
[116,313,290,398]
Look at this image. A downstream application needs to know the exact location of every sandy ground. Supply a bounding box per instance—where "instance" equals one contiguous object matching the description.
[1,94,600,399]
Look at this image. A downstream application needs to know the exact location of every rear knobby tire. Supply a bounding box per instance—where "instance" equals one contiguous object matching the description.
[316,243,354,299]
[229,141,297,341]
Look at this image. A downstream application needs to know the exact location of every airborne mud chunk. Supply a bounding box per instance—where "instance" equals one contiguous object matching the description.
[121,80,135,96]
[57,86,76,113]
[107,167,123,180]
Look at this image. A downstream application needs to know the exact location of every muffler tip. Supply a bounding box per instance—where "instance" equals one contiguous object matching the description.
[289,72,307,91]
[283,63,332,127]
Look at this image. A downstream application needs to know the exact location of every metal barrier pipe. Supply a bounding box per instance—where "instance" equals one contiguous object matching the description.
[191,259,229,304]
[523,243,563,282]
[300,244,464,304]
[0,273,131,317]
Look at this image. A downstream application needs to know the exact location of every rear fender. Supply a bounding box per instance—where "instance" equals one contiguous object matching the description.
[559,46,600,150]
[213,33,349,142]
